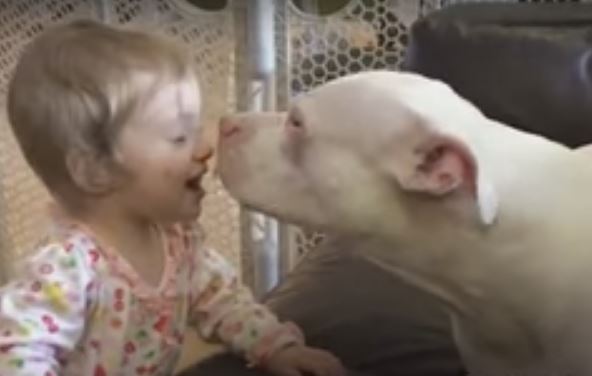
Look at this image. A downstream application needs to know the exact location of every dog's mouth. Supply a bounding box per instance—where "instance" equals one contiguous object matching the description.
[211,149,221,178]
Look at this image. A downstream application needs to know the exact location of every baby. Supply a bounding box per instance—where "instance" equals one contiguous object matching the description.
[0,20,344,376]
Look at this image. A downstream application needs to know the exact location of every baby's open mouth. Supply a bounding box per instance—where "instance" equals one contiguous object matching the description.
[185,175,203,191]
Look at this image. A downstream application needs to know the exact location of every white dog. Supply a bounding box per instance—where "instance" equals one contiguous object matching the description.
[217,71,592,376]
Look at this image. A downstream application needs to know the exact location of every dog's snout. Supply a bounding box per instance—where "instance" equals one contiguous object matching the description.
[219,116,242,139]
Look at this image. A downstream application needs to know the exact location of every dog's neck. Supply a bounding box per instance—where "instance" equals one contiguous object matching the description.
[378,118,592,302]
[360,121,592,368]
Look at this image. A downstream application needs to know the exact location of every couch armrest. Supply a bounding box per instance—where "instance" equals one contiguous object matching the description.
[403,3,592,147]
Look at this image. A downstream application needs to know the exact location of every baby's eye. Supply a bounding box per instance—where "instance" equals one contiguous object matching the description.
[172,135,187,145]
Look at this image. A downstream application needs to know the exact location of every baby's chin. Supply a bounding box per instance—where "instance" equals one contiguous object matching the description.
[158,203,202,226]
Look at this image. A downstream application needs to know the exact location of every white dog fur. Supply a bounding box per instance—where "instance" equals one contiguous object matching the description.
[217,71,592,375]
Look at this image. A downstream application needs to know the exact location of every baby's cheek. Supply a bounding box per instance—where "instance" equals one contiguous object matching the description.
[161,165,185,180]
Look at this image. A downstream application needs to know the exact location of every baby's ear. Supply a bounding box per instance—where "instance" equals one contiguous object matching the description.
[66,149,120,195]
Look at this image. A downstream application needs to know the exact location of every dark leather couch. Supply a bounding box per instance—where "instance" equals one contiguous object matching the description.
[180,3,592,375]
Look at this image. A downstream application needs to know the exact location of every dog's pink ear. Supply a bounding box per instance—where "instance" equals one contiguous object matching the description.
[393,136,477,196]
[387,134,498,225]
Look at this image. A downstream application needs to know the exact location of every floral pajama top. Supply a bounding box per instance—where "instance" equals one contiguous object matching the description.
[0,218,303,375]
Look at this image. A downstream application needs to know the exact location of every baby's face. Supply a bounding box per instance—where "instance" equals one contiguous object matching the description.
[112,74,213,223]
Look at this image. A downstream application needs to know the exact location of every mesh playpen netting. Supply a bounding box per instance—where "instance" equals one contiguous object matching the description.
[0,0,583,290]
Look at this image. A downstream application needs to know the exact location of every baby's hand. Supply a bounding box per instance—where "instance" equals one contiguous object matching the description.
[264,344,346,376]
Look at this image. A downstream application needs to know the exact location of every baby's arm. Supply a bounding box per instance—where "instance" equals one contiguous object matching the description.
[188,245,303,367]
[0,241,93,375]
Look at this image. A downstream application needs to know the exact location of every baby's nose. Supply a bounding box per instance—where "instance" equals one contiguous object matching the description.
[194,141,213,163]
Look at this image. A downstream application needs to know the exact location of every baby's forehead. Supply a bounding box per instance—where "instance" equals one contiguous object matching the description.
[175,77,201,116]
[131,72,201,116]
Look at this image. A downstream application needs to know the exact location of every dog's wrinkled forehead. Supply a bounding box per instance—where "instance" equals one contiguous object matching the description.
[293,71,482,147]
[290,72,444,148]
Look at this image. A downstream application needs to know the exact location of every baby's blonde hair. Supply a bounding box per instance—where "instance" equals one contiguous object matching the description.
[7,20,195,203]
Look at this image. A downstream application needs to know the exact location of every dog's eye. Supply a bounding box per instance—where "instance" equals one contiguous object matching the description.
[286,116,305,131]
[290,118,303,128]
